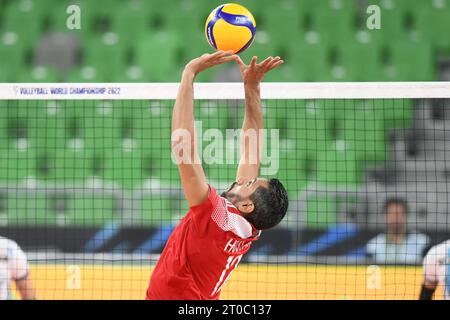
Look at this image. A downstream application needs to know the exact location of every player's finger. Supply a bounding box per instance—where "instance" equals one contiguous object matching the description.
[223,55,238,62]
[271,59,284,67]
[217,56,237,64]
[271,56,281,63]
[250,56,257,68]
[268,60,284,70]
[233,55,246,69]
[262,59,275,70]
[260,56,273,64]
[213,52,233,63]
[217,50,234,58]
[265,57,281,67]
[267,57,282,66]
[258,56,274,68]
[264,61,280,72]
[211,50,225,59]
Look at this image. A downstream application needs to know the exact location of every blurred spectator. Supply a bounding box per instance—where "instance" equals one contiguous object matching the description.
[366,198,429,265]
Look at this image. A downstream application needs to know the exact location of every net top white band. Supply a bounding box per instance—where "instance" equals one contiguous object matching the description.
[1,82,450,100]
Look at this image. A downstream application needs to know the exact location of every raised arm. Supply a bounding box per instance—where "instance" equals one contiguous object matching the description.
[172,51,236,207]
[234,56,284,182]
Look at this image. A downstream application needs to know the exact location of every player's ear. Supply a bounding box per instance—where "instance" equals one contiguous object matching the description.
[236,199,255,215]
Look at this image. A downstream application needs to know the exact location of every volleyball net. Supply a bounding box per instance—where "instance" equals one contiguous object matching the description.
[1,82,450,299]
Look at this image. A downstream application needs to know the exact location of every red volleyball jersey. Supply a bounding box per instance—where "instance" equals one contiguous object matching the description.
[146,185,261,300]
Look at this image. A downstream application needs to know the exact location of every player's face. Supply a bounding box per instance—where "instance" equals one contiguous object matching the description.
[385,204,407,233]
[221,178,269,202]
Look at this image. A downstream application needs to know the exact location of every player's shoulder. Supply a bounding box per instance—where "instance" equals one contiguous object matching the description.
[431,240,450,255]
[0,237,20,257]
[2,237,20,246]
[407,231,429,242]
[203,185,221,206]
[424,240,450,261]
[190,185,220,212]
[367,233,387,247]
[441,239,450,249]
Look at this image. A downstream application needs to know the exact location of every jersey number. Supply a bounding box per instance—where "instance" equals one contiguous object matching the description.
[211,254,243,297]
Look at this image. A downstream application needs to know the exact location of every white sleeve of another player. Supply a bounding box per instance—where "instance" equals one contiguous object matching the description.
[423,244,444,285]
[8,240,29,281]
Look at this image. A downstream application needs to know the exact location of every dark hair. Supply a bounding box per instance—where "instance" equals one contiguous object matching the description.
[384,198,408,215]
[245,179,289,230]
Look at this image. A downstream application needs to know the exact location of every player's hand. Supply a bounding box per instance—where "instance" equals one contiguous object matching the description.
[235,56,284,86]
[185,51,237,76]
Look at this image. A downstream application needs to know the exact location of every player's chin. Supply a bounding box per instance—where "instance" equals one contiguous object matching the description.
[221,191,235,201]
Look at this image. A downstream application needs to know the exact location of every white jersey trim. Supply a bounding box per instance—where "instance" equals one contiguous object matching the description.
[211,198,253,239]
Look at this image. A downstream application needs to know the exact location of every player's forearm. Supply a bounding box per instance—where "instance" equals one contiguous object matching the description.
[243,83,262,128]
[172,70,198,162]
[241,83,263,165]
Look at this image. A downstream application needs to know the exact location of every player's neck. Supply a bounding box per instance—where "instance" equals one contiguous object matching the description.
[387,232,406,244]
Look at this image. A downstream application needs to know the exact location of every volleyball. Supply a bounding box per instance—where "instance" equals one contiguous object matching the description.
[205,3,256,54]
